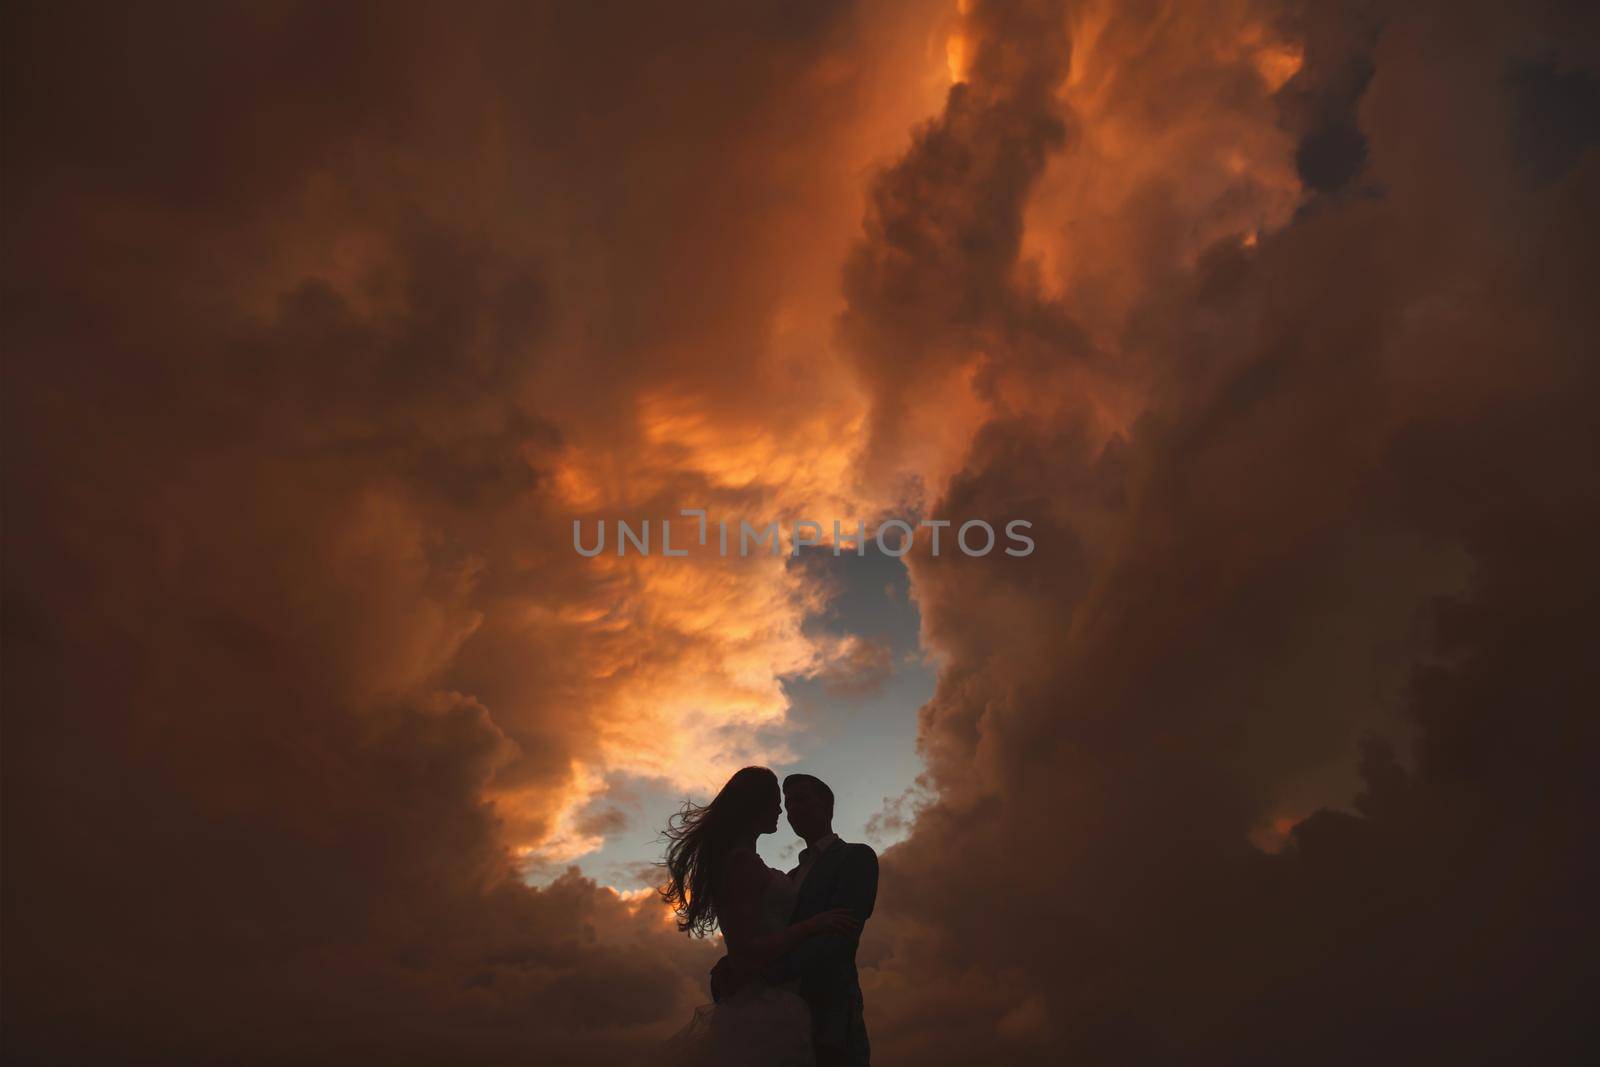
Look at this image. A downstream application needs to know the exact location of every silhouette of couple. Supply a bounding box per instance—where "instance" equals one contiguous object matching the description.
[659,767,878,1067]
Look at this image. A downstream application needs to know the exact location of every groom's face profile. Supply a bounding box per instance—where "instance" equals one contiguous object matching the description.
[783,780,830,841]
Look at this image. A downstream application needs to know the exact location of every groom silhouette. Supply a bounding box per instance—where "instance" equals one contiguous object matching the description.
[711,773,878,1066]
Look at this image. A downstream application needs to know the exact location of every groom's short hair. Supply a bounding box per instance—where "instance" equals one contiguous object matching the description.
[782,773,834,816]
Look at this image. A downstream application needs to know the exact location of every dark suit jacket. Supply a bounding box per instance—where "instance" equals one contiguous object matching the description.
[776,838,878,1066]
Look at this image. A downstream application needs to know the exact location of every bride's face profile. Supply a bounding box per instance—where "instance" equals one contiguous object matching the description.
[757,787,781,835]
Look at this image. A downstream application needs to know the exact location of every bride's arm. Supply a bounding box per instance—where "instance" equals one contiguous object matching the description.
[717,850,857,984]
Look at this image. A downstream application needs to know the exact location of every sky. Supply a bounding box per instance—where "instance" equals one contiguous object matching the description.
[548,542,936,887]
[4,1,1599,1064]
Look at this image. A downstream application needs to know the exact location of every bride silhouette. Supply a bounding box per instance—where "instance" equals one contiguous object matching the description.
[657,766,858,1066]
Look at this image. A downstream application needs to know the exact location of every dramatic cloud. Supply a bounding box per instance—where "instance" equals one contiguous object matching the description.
[2,1,944,1060]
[845,1,1598,1062]
[4,0,1597,1064]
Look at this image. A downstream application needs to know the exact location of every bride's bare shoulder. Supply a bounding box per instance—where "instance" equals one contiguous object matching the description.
[720,851,768,883]
[716,847,770,902]
[723,846,765,873]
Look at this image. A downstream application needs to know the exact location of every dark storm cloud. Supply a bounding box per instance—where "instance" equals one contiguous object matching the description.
[843,1,1600,1063]
[1274,0,1383,195]
[1,0,905,1062]
[839,0,1094,492]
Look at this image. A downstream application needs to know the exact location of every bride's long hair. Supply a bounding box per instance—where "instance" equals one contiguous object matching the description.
[658,766,779,936]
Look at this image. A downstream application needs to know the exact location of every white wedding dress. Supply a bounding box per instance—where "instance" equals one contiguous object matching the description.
[662,865,814,1066]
